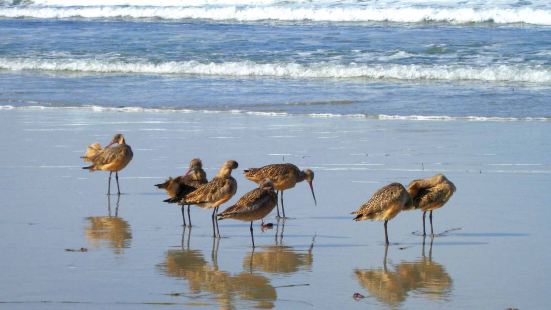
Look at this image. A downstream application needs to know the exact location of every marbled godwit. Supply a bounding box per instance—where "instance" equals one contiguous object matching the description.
[243,163,316,218]
[82,133,133,195]
[155,158,208,226]
[218,179,278,248]
[405,174,456,236]
[352,183,410,245]
[178,160,238,238]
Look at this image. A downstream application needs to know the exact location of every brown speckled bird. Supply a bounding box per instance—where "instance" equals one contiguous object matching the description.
[405,174,456,236]
[243,163,315,218]
[82,133,133,195]
[179,160,238,238]
[155,158,208,226]
[218,179,278,248]
[352,183,410,245]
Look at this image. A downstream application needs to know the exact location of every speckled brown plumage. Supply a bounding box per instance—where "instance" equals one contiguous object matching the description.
[156,158,208,201]
[218,180,277,247]
[82,134,133,195]
[155,158,208,226]
[405,174,456,236]
[405,174,455,212]
[219,180,277,222]
[243,163,315,218]
[352,182,410,245]
[179,160,238,237]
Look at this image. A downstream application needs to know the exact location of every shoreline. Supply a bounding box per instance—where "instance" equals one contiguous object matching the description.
[2,105,550,122]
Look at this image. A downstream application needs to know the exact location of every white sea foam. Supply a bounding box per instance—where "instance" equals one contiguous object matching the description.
[0,5,550,25]
[1,105,550,122]
[1,58,550,84]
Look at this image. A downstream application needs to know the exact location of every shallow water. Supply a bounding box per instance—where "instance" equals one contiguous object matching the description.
[0,109,550,309]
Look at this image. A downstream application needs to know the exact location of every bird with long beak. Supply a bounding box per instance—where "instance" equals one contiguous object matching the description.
[178,160,238,238]
[155,158,208,226]
[243,163,316,218]
[82,133,133,195]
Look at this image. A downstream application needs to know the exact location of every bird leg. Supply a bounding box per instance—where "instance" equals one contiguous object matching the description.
[429,210,434,236]
[250,221,255,248]
[384,220,389,245]
[422,211,427,236]
[187,205,192,227]
[107,171,112,195]
[115,171,121,195]
[211,208,217,238]
[276,191,281,218]
[181,205,187,226]
[215,206,220,238]
[280,190,286,218]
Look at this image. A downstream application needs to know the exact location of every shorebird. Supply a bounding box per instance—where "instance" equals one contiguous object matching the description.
[243,163,316,218]
[352,183,410,245]
[218,179,278,248]
[405,174,456,236]
[155,158,208,226]
[178,160,238,238]
[82,133,133,195]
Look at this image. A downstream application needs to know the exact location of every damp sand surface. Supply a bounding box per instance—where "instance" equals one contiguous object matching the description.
[0,109,550,309]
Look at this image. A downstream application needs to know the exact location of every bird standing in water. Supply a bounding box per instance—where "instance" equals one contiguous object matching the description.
[352,183,410,245]
[405,174,456,236]
[243,163,316,218]
[218,179,278,248]
[155,158,208,226]
[82,133,133,195]
[178,160,238,238]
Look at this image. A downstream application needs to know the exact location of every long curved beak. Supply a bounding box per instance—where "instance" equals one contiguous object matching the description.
[183,168,191,177]
[308,181,317,206]
[106,141,116,148]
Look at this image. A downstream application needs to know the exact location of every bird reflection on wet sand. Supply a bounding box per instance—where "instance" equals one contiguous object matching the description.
[355,237,452,307]
[244,232,315,274]
[158,227,277,309]
[85,195,132,254]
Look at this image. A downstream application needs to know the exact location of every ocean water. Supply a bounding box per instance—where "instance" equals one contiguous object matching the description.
[0,0,550,119]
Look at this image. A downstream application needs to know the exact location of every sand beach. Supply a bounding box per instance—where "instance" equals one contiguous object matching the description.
[0,107,550,309]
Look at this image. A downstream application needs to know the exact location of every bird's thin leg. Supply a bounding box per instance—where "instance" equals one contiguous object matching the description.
[276,191,281,218]
[384,220,389,245]
[429,210,434,236]
[211,208,217,238]
[422,211,427,236]
[281,190,286,218]
[181,205,187,226]
[187,205,192,227]
[250,221,255,248]
[115,171,120,195]
[215,206,220,238]
[107,171,112,195]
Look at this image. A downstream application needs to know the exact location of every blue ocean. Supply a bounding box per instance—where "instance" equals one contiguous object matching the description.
[0,0,550,119]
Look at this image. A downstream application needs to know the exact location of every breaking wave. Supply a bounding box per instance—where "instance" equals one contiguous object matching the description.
[0,4,550,25]
[1,58,550,84]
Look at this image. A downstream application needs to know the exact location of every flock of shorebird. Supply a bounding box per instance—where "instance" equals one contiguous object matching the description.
[82,134,456,247]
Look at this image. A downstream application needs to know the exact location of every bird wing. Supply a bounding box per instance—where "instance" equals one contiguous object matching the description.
[219,188,277,217]
[244,164,297,183]
[82,143,103,162]
[354,183,406,216]
[415,184,454,209]
[182,177,236,204]
[92,145,127,166]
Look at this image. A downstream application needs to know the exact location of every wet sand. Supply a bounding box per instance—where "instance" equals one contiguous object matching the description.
[0,108,550,309]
